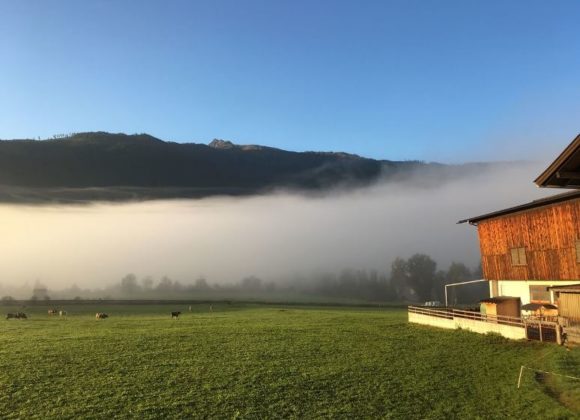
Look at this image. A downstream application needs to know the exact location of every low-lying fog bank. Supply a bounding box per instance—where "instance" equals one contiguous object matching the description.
[0,161,552,300]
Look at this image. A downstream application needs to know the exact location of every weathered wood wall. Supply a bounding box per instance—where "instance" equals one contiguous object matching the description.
[558,293,580,322]
[477,199,580,280]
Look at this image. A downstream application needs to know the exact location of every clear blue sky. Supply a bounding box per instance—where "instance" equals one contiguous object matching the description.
[0,0,578,162]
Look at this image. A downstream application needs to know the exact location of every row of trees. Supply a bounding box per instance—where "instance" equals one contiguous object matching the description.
[1,254,486,304]
[113,274,278,297]
[390,254,484,303]
[90,254,486,303]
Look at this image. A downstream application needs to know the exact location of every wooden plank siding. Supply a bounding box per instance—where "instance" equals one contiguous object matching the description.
[558,293,580,322]
[477,199,580,281]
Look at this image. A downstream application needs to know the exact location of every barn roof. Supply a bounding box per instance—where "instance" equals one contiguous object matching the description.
[535,134,580,188]
[457,190,580,225]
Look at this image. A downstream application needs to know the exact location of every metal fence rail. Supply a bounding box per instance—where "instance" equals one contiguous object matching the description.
[408,305,563,343]
[408,305,525,327]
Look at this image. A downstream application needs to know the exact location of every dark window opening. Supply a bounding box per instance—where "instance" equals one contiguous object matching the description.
[529,285,551,303]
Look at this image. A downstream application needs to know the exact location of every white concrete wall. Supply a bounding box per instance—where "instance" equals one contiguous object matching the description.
[408,312,526,340]
[453,317,526,340]
[408,312,455,330]
[409,312,457,330]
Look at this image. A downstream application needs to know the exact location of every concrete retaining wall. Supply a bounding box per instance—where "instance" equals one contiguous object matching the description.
[408,312,526,340]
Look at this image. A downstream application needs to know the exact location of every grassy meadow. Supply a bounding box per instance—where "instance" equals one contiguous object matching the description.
[0,303,578,419]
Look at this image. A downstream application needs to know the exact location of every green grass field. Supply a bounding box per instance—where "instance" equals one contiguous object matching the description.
[0,303,578,419]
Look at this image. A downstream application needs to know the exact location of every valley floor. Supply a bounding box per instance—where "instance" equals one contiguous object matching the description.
[0,303,578,419]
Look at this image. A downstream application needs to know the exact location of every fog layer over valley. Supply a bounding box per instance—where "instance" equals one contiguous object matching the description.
[0,162,551,300]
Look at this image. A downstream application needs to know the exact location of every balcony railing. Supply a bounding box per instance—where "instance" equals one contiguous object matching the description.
[408,305,525,327]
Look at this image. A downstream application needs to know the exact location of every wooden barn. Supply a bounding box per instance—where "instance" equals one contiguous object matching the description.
[460,191,580,303]
[459,134,580,341]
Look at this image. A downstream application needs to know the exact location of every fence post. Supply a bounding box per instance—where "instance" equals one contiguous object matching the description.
[539,321,543,342]
[517,365,525,389]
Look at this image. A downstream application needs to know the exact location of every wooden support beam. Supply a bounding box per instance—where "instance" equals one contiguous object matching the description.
[556,170,580,180]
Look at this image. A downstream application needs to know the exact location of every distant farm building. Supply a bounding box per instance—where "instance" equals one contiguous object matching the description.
[410,134,580,344]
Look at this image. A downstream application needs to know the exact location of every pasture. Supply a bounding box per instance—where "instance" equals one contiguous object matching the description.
[0,303,578,419]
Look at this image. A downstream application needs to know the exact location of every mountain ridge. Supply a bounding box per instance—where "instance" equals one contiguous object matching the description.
[0,131,519,203]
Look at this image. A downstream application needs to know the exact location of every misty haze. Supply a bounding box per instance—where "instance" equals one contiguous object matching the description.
[0,161,549,298]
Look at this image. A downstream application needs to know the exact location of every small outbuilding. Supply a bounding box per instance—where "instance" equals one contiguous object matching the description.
[480,297,521,319]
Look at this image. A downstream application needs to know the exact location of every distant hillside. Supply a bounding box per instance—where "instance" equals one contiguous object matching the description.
[0,132,506,203]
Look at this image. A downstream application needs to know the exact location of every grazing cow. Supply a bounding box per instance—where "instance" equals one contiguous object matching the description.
[6,312,27,320]
[95,312,109,319]
[59,310,67,317]
[48,309,58,315]
[171,311,181,319]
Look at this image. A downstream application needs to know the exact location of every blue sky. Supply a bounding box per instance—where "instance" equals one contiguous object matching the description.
[0,0,578,162]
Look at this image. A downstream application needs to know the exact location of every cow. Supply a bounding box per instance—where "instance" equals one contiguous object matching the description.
[171,311,181,319]
[59,310,67,317]
[6,312,27,319]
[95,312,109,319]
[48,309,58,315]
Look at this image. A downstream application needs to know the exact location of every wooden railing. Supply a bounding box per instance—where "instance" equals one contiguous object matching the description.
[521,317,559,342]
[408,305,525,327]
[522,315,559,325]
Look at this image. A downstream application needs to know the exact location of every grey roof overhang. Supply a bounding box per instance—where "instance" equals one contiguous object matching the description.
[547,284,580,293]
[458,190,580,225]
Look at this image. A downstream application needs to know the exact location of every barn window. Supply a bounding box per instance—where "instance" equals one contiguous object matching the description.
[510,247,527,266]
[529,286,551,303]
[576,240,580,263]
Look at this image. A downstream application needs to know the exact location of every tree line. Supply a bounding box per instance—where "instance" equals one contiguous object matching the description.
[1,254,486,304]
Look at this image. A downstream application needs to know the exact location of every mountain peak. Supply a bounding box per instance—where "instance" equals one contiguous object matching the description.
[208,139,236,149]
